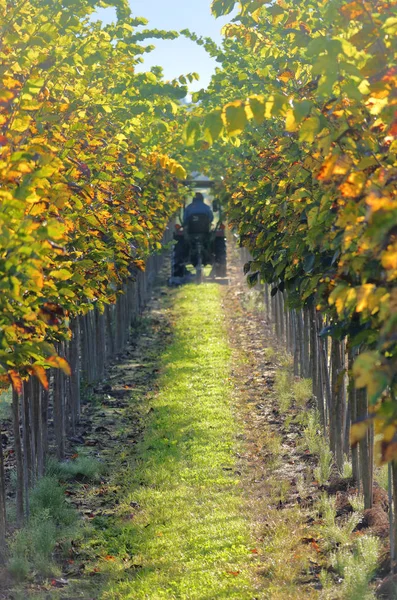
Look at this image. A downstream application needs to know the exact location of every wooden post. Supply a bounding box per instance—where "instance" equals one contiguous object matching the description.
[53,367,65,461]
[348,345,359,484]
[0,430,6,553]
[357,388,373,509]
[12,390,24,525]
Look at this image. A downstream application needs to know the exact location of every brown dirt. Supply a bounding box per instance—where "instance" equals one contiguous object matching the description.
[220,247,392,597]
[221,250,323,596]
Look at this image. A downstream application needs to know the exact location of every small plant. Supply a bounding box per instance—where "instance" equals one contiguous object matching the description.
[348,493,365,513]
[275,369,293,413]
[30,476,75,526]
[343,458,353,479]
[376,464,389,492]
[331,535,380,599]
[270,479,291,505]
[278,353,293,369]
[292,378,312,408]
[314,443,333,485]
[9,511,59,579]
[263,346,275,361]
[8,477,77,580]
[319,494,362,552]
[302,411,321,455]
[47,456,104,482]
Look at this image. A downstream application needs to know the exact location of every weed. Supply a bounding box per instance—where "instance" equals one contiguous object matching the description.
[331,535,379,599]
[241,288,265,312]
[8,477,77,581]
[8,555,30,582]
[275,369,293,412]
[343,459,353,479]
[263,346,276,361]
[302,411,322,455]
[348,493,365,513]
[319,494,361,552]
[278,353,293,369]
[260,506,315,598]
[376,464,389,492]
[30,476,74,526]
[270,478,290,505]
[314,443,333,485]
[291,378,312,408]
[9,511,59,579]
[47,456,104,482]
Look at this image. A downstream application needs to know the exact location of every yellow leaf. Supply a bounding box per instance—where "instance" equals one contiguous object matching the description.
[223,100,247,136]
[10,115,32,132]
[356,284,376,312]
[350,419,371,447]
[381,243,397,272]
[46,356,71,376]
[285,109,297,132]
[49,268,73,281]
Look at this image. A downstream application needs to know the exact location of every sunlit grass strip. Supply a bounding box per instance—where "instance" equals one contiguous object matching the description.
[102,284,256,600]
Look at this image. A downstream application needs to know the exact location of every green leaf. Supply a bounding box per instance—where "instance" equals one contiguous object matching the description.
[249,95,266,124]
[299,116,320,143]
[383,17,397,35]
[211,0,237,17]
[183,119,201,146]
[293,100,313,124]
[224,101,247,136]
[203,110,224,144]
[49,268,73,281]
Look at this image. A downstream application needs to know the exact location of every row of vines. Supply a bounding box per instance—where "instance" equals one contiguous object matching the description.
[185,0,397,546]
[0,0,191,552]
[1,0,396,576]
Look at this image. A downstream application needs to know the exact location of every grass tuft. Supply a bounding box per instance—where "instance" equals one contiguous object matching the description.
[8,477,77,581]
[47,455,104,482]
[330,535,380,599]
[314,443,333,485]
[275,369,293,413]
[291,378,312,408]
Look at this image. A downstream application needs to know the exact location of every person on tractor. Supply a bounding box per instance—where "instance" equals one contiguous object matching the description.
[171,192,226,282]
[183,192,214,226]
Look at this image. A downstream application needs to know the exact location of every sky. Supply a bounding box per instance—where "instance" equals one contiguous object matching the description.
[94,0,234,91]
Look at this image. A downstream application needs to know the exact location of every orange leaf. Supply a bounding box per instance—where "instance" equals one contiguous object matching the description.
[8,370,23,394]
[278,70,295,83]
[31,364,49,390]
[226,571,240,576]
[311,540,320,552]
[47,356,71,376]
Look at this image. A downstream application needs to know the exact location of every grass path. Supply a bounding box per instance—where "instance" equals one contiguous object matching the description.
[101,284,257,599]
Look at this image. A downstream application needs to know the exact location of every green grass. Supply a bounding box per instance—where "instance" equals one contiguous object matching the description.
[47,455,105,482]
[8,476,77,581]
[0,388,12,419]
[275,369,293,413]
[98,284,257,599]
